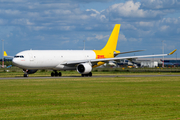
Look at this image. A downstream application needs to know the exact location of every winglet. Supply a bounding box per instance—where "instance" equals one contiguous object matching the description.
[168,49,177,55]
[4,51,7,56]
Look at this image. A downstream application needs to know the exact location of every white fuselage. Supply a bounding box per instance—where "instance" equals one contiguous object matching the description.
[12,50,96,70]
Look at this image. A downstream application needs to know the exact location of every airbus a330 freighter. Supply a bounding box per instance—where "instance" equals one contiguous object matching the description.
[9,24,176,77]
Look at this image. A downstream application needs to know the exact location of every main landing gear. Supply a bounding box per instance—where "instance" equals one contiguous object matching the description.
[81,72,92,77]
[51,71,62,77]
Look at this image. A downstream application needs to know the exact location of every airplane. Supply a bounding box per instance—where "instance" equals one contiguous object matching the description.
[107,61,117,67]
[4,24,177,77]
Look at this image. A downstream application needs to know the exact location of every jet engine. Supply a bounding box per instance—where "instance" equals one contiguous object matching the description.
[77,63,92,74]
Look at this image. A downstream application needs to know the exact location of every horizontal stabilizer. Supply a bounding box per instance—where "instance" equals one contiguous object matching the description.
[118,50,145,55]
[168,49,177,55]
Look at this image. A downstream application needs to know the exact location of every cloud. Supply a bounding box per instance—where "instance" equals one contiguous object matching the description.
[0,9,21,15]
[86,34,109,41]
[129,38,141,42]
[0,19,7,25]
[138,22,154,27]
[61,40,70,45]
[86,9,100,16]
[73,0,115,3]
[119,34,127,41]
[161,18,180,24]
[95,34,109,40]
[160,25,169,31]
[141,0,180,10]
[11,19,34,25]
[0,0,180,56]
[102,0,166,21]
[0,1,83,27]
[108,1,144,17]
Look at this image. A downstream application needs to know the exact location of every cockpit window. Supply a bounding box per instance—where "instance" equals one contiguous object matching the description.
[14,55,24,58]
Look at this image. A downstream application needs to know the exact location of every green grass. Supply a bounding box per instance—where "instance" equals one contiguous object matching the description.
[0,77,180,119]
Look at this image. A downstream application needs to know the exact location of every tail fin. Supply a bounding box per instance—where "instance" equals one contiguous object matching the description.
[4,51,7,56]
[3,51,14,58]
[102,24,121,51]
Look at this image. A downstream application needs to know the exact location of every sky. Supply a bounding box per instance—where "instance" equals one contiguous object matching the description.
[0,0,180,58]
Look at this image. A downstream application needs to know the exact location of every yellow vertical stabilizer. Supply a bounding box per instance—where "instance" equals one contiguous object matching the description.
[4,51,7,56]
[93,24,121,67]
[101,24,121,51]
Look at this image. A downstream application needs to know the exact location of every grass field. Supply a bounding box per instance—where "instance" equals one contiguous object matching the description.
[0,76,180,119]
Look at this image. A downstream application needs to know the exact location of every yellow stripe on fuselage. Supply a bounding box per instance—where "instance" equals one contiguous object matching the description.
[93,50,114,67]
[93,50,114,59]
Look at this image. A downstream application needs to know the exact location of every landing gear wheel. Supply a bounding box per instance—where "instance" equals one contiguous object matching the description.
[55,72,58,77]
[51,71,62,77]
[88,72,92,77]
[58,72,62,76]
[51,72,55,77]
[81,72,92,77]
[24,74,28,77]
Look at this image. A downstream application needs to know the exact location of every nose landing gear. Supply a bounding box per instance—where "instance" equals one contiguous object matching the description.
[23,69,28,77]
[24,74,28,77]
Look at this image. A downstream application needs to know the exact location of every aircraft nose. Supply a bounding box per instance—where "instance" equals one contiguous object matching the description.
[12,58,19,66]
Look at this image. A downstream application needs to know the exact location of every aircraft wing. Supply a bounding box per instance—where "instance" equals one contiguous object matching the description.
[4,56,14,58]
[62,49,177,66]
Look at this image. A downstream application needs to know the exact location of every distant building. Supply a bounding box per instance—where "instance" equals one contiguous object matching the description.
[134,58,180,67]
[119,58,180,68]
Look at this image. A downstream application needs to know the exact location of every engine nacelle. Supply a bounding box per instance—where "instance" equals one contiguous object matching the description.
[77,63,92,74]
[23,69,38,74]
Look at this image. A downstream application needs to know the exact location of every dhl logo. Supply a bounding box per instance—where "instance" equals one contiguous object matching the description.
[96,55,105,59]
